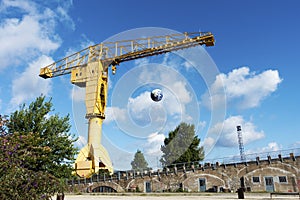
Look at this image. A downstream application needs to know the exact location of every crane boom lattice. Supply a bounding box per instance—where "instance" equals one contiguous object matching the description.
[40,32,214,79]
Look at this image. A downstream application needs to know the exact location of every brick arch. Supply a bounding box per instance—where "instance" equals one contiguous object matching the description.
[88,181,125,193]
[280,163,299,174]
[216,171,234,188]
[238,165,298,192]
[183,173,226,187]
[126,179,136,190]
[238,165,297,178]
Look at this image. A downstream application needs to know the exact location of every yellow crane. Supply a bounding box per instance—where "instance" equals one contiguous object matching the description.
[39,32,215,177]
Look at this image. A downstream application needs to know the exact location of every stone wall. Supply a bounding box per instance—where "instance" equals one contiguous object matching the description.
[68,154,300,193]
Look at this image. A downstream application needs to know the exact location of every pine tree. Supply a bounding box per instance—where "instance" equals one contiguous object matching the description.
[131,150,148,170]
[160,122,204,166]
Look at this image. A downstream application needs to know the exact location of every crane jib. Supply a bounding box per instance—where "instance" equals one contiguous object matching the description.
[39,32,214,79]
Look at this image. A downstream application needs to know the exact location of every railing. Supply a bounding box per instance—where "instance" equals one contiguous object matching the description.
[66,148,299,186]
[40,32,214,78]
[201,148,300,165]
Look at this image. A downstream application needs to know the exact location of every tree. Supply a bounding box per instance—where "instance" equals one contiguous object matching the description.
[160,122,204,166]
[131,150,148,170]
[0,96,78,199]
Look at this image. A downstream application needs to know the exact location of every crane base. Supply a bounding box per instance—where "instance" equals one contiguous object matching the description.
[75,144,113,177]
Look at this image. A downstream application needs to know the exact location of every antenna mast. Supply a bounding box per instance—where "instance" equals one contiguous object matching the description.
[237,125,246,161]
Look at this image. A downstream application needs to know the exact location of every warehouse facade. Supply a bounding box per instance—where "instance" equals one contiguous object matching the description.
[68,150,300,193]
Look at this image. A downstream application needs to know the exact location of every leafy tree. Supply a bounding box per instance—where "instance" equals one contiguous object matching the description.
[0,96,78,199]
[7,96,78,178]
[160,122,204,166]
[131,149,148,170]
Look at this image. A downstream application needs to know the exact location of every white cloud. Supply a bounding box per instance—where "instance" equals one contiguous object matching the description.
[56,4,75,31]
[65,34,94,57]
[137,66,193,121]
[182,60,194,71]
[71,87,85,102]
[290,141,300,148]
[9,55,53,109]
[144,132,165,155]
[202,137,215,151]
[128,91,168,127]
[0,0,76,111]
[126,88,191,129]
[202,67,282,110]
[261,142,282,152]
[128,91,155,121]
[134,57,150,66]
[246,142,282,154]
[0,0,37,13]
[170,81,192,104]
[106,61,196,133]
[75,135,87,148]
[104,106,127,124]
[198,121,207,130]
[208,115,265,147]
[0,0,61,70]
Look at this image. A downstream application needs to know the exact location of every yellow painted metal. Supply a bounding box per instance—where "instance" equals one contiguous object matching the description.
[39,67,53,78]
[39,31,215,177]
[39,32,214,79]
[71,61,112,176]
[75,118,113,177]
[75,145,93,177]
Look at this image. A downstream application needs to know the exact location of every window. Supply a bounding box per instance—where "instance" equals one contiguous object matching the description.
[279,176,287,183]
[252,176,260,183]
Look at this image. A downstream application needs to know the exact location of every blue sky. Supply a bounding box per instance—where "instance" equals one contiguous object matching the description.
[0,0,299,170]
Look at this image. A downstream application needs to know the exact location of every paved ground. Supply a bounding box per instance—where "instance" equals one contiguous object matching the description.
[60,193,300,200]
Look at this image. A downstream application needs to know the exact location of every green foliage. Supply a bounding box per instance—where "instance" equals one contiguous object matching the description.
[97,169,110,176]
[160,122,204,166]
[0,96,78,199]
[131,149,148,170]
[0,165,60,199]
[136,186,141,192]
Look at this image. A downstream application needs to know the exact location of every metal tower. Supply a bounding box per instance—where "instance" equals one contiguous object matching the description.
[237,125,246,161]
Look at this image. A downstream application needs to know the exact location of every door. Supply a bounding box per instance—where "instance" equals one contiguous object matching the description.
[199,178,206,192]
[265,177,274,192]
[145,181,151,193]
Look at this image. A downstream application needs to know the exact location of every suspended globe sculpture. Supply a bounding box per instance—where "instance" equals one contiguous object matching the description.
[150,89,163,102]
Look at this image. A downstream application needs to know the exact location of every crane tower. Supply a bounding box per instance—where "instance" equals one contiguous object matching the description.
[39,32,215,177]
